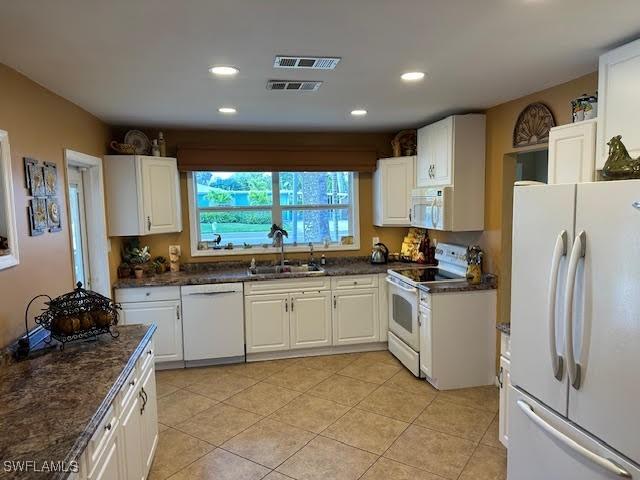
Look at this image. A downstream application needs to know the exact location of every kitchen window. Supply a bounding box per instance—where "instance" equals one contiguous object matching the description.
[188,171,359,255]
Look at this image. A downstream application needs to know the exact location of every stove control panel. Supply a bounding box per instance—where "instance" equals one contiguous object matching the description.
[434,243,469,269]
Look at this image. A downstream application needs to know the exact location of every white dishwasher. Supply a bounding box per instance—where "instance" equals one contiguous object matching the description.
[181,283,245,365]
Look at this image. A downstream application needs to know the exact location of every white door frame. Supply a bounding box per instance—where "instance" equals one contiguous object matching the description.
[64,149,110,296]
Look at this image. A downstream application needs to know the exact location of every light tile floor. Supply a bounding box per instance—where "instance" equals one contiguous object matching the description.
[151,351,506,480]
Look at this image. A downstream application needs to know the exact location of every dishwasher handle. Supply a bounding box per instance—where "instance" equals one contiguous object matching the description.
[183,290,240,296]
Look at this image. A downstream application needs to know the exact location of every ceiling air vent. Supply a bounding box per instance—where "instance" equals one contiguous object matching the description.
[266,80,323,92]
[273,56,341,70]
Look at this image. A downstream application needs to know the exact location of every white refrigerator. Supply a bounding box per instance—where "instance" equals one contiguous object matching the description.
[508,180,640,479]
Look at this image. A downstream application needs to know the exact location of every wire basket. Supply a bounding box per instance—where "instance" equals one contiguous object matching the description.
[35,282,120,349]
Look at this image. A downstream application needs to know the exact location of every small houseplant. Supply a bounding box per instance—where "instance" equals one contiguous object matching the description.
[129,246,151,279]
[152,256,168,274]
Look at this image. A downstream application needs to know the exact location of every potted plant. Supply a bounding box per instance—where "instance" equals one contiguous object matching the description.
[153,256,168,274]
[129,246,151,279]
[117,263,132,279]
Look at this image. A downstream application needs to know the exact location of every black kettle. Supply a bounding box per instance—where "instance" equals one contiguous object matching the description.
[370,243,389,264]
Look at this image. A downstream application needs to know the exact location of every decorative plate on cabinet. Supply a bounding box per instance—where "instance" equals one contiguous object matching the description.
[124,130,151,155]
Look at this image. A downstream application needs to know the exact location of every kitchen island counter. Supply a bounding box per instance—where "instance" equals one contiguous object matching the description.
[0,324,156,479]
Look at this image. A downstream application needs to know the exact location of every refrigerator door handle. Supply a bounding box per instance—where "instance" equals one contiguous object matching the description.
[564,231,586,390]
[548,230,567,381]
[517,400,632,478]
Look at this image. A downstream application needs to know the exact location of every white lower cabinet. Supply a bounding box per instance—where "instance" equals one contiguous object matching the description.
[119,385,143,480]
[116,288,183,364]
[88,429,124,480]
[139,364,158,474]
[290,291,332,349]
[245,293,290,353]
[499,346,511,448]
[245,275,383,354]
[81,338,158,480]
[332,288,379,345]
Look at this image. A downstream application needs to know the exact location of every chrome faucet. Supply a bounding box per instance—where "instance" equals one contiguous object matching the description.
[268,224,288,268]
[274,230,286,267]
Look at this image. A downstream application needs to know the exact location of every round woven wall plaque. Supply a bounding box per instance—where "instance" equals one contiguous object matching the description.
[513,103,555,148]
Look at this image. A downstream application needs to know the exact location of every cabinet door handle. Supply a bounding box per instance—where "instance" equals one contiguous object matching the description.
[104,422,112,432]
[498,366,504,388]
[147,216,151,231]
[176,305,180,320]
[409,208,412,222]
[333,296,337,309]
[140,387,148,415]
[285,299,288,312]
[290,299,294,311]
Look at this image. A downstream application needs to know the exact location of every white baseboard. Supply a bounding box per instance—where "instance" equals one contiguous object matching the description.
[246,342,388,363]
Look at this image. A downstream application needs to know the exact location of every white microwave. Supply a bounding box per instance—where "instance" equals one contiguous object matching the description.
[410,187,452,231]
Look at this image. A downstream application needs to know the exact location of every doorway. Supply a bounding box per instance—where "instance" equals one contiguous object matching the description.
[64,150,110,296]
[68,167,90,288]
[515,149,548,183]
[501,147,549,325]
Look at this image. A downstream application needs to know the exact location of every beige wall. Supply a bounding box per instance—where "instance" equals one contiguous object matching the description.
[0,63,110,348]
[109,129,409,267]
[480,71,598,329]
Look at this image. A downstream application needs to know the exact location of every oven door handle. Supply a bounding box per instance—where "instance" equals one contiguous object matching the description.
[385,277,417,293]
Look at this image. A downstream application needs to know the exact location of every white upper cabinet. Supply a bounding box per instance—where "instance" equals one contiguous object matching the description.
[416,114,485,188]
[104,155,182,236]
[548,119,597,184]
[597,38,640,170]
[373,156,416,226]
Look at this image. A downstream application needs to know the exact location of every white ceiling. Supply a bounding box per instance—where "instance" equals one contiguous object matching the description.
[1,0,639,131]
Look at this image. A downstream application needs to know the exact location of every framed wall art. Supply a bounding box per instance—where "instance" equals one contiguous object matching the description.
[24,157,45,196]
[28,197,47,236]
[46,197,62,232]
[43,161,58,196]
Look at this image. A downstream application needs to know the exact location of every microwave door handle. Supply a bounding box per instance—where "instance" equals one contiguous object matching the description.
[385,277,417,293]
[430,199,436,228]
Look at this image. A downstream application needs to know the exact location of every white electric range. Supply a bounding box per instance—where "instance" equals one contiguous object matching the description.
[386,243,496,389]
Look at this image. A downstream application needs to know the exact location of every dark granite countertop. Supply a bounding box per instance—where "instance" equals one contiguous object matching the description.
[0,324,156,479]
[113,257,423,289]
[417,274,497,294]
[496,323,511,335]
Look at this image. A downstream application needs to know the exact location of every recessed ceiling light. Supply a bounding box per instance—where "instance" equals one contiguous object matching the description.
[218,107,237,114]
[401,71,425,81]
[209,66,239,76]
[350,109,367,116]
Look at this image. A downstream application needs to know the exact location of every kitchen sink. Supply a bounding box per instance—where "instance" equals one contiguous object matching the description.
[248,264,325,276]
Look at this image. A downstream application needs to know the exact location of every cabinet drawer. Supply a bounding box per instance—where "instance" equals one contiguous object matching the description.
[118,367,139,410]
[500,332,511,360]
[244,277,330,295]
[331,275,378,290]
[115,286,180,303]
[137,339,155,375]
[87,405,118,468]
